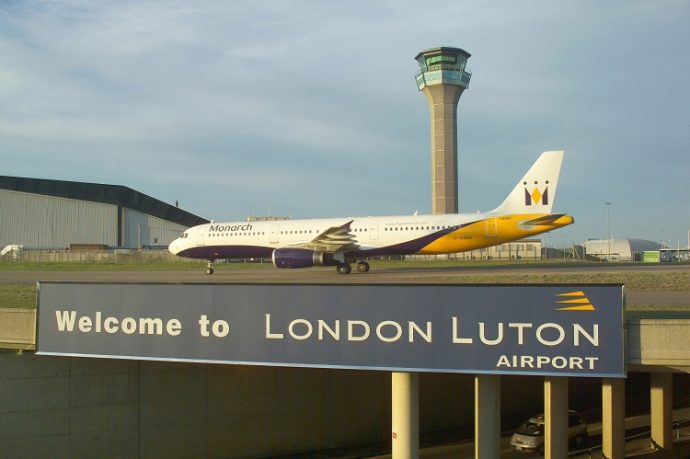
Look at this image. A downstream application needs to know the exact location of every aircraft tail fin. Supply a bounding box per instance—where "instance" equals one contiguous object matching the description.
[491,151,564,214]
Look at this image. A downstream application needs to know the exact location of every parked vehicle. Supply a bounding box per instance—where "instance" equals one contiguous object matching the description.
[510,410,588,453]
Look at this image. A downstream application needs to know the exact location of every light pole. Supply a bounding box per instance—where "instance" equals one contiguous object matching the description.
[605,202,612,261]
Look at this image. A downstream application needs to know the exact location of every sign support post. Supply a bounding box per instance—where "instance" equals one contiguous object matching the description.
[651,372,673,449]
[475,374,500,458]
[391,372,418,459]
[544,376,568,458]
[602,377,625,457]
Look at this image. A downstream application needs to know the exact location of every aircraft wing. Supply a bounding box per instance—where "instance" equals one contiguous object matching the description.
[292,220,359,252]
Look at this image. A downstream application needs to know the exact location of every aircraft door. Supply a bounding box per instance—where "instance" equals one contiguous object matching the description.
[485,218,498,237]
[196,230,206,247]
[369,223,378,240]
[270,224,280,244]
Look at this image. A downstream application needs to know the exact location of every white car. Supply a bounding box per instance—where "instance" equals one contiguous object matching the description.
[510,410,588,453]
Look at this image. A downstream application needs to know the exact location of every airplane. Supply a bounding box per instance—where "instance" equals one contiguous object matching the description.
[168,151,574,274]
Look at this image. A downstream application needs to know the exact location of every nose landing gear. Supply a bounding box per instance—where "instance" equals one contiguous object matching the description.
[206,261,214,275]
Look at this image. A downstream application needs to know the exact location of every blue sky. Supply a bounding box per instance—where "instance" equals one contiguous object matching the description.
[1,1,688,247]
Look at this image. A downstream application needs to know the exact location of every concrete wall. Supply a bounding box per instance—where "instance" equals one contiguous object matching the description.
[628,319,690,371]
[0,309,34,349]
[0,352,384,458]
[0,350,549,459]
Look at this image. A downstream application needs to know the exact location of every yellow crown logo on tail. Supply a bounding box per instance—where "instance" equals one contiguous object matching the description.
[524,182,549,206]
[556,291,596,311]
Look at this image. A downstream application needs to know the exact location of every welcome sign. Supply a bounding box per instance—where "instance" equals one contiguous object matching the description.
[36,283,625,377]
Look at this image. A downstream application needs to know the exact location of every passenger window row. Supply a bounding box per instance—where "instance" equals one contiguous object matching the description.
[203,225,458,237]
[384,226,456,231]
[208,232,265,237]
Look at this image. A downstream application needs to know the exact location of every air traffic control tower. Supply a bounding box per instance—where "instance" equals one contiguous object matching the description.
[415,47,471,214]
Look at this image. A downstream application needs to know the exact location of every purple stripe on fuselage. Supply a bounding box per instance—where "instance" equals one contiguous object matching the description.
[178,245,274,261]
[349,224,468,258]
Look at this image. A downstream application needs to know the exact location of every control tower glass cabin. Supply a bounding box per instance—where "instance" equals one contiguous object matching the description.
[415,47,471,214]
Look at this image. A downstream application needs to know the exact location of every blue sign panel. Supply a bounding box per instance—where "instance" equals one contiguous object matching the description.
[36,283,625,377]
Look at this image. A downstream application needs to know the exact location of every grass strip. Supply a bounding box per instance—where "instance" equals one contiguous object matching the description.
[0,284,36,309]
[0,269,687,309]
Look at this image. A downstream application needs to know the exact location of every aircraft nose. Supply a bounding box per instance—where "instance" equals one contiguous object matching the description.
[168,238,180,255]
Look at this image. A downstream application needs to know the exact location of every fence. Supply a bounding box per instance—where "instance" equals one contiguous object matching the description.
[4,249,191,264]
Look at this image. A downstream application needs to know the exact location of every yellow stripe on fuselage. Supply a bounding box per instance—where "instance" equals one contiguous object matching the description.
[417,214,574,255]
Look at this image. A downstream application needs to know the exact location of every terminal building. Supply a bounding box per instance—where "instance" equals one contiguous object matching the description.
[0,176,207,251]
[452,239,543,260]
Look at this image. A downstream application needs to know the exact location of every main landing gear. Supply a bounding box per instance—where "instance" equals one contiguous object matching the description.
[336,261,370,275]
[206,261,214,275]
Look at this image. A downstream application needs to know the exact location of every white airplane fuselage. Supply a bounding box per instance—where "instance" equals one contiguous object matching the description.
[169,212,572,260]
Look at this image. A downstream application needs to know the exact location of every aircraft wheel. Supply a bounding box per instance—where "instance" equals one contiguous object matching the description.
[336,263,352,275]
[206,267,214,275]
[356,261,370,273]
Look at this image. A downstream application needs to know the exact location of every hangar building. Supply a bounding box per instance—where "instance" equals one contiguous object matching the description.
[0,176,208,250]
[584,238,661,261]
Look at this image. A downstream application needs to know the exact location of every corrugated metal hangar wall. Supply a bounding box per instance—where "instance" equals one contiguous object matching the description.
[0,176,208,250]
[1,189,118,248]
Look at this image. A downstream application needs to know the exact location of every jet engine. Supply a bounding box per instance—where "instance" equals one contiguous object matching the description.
[272,248,338,269]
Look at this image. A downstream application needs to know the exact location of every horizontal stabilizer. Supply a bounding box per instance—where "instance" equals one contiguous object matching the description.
[522,214,567,226]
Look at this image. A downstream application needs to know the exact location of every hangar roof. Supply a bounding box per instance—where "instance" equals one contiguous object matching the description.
[0,175,208,228]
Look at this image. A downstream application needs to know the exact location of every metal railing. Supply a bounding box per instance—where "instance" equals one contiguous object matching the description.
[568,417,690,458]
